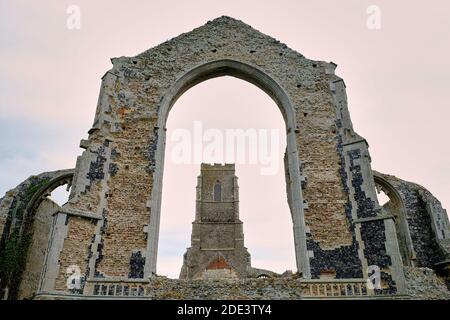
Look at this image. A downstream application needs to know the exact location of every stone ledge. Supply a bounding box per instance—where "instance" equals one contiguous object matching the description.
[57,207,103,220]
[353,214,395,224]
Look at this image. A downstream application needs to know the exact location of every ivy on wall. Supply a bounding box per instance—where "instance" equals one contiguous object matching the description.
[0,177,50,299]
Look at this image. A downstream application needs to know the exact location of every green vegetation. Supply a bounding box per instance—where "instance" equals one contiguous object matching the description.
[0,177,50,299]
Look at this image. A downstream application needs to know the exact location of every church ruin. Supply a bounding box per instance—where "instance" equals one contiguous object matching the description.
[180,163,251,280]
[0,16,449,300]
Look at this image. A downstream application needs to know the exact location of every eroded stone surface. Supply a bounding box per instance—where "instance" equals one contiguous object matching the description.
[374,171,450,268]
[18,198,60,299]
[0,169,74,299]
[180,164,252,279]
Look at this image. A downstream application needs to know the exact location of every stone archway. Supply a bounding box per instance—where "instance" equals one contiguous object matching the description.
[145,59,309,277]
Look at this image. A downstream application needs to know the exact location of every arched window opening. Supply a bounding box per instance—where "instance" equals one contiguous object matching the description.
[376,185,390,206]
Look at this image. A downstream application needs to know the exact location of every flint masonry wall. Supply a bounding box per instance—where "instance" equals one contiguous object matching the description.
[180,164,252,279]
[404,266,450,299]
[36,266,449,300]
[137,268,450,299]
[37,16,406,296]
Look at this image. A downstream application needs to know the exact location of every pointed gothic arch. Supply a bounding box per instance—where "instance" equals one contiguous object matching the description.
[145,59,309,277]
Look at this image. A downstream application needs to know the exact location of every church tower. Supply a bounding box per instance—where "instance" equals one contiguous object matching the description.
[179,163,252,279]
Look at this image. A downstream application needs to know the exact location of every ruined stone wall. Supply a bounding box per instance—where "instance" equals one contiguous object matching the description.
[373,172,450,268]
[36,269,450,300]
[180,164,251,279]
[140,277,305,300]
[0,215,6,244]
[400,189,442,267]
[98,131,152,278]
[0,169,74,299]
[54,216,97,292]
[35,16,405,296]
[404,266,450,299]
[198,164,236,222]
[57,17,360,282]
[150,270,450,299]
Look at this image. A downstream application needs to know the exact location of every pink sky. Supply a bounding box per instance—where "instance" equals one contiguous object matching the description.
[0,1,449,278]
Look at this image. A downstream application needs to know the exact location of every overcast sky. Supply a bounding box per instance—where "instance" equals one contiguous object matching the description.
[1,0,449,278]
